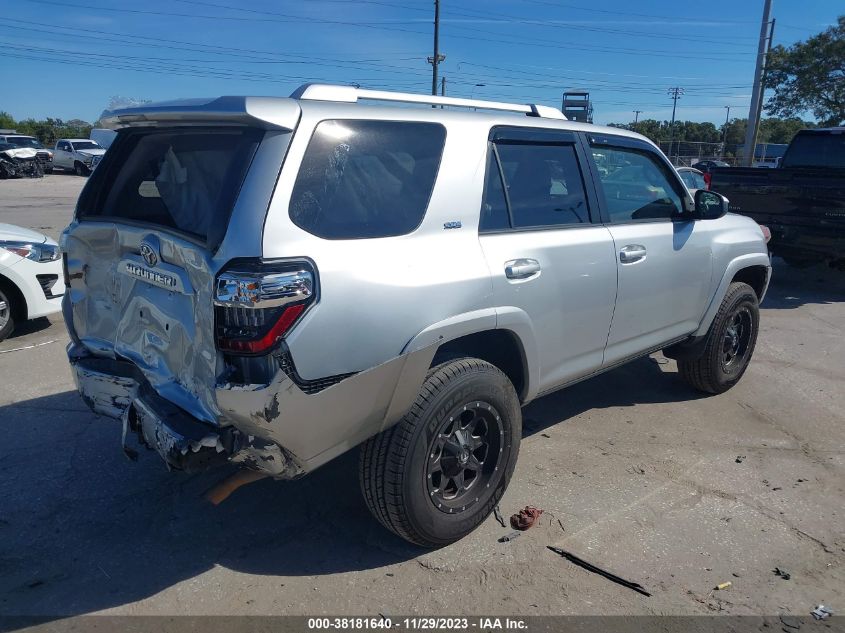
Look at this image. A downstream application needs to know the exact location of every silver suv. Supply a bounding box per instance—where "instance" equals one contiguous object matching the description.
[62,85,771,546]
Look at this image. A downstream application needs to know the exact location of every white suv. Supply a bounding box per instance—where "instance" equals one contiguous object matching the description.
[0,224,63,341]
[62,85,771,546]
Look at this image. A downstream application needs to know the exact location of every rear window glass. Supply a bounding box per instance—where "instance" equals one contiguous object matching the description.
[78,127,262,247]
[782,132,845,168]
[289,120,446,239]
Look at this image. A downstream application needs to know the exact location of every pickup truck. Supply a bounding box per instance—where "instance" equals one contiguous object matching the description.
[53,138,107,176]
[710,128,845,268]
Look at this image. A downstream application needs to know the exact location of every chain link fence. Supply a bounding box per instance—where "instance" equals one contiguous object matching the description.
[657,141,738,167]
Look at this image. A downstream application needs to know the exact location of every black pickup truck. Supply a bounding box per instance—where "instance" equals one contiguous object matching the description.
[710,128,845,268]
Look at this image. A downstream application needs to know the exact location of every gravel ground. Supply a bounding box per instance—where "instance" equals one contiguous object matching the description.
[0,175,843,620]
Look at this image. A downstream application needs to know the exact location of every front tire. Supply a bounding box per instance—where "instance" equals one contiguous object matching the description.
[74,162,89,177]
[0,284,18,342]
[359,358,521,547]
[678,282,759,394]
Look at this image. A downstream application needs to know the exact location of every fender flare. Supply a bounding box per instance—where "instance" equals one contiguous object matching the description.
[693,252,771,338]
[402,306,541,402]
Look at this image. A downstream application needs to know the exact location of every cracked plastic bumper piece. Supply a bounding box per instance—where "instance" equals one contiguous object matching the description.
[70,341,437,478]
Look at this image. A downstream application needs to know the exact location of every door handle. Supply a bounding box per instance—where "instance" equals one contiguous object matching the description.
[505,258,541,279]
[619,245,647,264]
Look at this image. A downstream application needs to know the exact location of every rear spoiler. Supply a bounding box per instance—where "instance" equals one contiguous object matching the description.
[101,96,301,131]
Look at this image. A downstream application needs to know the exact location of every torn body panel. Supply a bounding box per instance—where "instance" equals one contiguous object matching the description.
[70,341,436,478]
[217,342,437,472]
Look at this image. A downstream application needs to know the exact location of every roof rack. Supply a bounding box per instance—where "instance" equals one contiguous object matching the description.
[290,84,567,120]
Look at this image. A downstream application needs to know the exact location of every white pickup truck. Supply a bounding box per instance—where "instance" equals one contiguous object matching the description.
[53,138,107,176]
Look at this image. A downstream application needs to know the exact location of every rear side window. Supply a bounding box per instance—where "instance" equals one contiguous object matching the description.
[78,127,263,247]
[782,132,845,168]
[496,143,588,227]
[289,120,446,239]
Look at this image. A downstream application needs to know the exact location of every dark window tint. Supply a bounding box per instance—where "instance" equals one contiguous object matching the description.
[591,146,683,222]
[480,148,510,231]
[495,143,588,228]
[290,120,446,239]
[782,132,845,168]
[78,127,262,247]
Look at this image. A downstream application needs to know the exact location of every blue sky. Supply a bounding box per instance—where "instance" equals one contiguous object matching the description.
[0,0,839,125]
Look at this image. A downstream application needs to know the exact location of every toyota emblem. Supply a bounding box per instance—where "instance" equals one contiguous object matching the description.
[139,241,158,267]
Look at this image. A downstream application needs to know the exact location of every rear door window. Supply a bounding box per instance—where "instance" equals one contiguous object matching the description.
[289,120,446,239]
[78,127,263,247]
[495,143,589,228]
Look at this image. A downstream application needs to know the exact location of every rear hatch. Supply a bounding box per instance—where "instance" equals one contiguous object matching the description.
[63,98,300,423]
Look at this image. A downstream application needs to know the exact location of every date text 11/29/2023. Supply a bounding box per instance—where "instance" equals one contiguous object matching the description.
[307,617,529,630]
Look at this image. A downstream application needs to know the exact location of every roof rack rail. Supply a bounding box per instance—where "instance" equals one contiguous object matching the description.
[290,84,567,120]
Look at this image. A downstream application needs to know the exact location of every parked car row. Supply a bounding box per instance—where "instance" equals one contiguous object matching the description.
[0,132,107,177]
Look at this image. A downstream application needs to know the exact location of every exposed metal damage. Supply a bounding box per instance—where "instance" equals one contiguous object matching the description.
[0,146,44,179]
[69,339,437,479]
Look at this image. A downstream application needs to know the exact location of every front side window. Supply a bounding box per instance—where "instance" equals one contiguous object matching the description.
[290,120,446,239]
[591,146,684,222]
[480,141,589,231]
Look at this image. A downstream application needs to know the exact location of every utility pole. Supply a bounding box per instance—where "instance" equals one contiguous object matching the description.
[441,76,446,97]
[721,105,732,158]
[667,87,684,163]
[743,0,774,166]
[427,0,445,97]
[633,110,642,124]
[751,18,776,158]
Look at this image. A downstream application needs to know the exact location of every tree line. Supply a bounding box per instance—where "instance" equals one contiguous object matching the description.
[0,111,93,146]
[608,117,816,149]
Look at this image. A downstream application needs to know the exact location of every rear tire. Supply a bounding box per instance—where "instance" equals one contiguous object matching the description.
[678,282,759,394]
[0,284,18,342]
[359,358,521,547]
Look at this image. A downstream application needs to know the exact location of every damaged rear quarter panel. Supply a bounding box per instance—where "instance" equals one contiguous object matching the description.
[217,342,437,471]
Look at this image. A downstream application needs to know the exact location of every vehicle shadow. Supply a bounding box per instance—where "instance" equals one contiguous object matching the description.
[0,358,701,619]
[762,258,845,309]
[3,317,52,341]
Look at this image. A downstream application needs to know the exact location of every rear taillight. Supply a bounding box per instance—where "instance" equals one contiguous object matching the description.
[759,225,772,244]
[214,260,315,355]
[703,172,712,190]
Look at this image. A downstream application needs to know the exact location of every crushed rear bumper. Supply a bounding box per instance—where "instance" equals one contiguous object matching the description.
[70,353,300,477]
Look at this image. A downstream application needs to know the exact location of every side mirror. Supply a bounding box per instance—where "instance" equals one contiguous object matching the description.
[694,189,729,220]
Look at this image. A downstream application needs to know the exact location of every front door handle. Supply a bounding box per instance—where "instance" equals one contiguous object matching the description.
[619,245,647,264]
[505,258,541,279]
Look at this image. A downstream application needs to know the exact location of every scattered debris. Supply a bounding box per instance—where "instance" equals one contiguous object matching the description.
[385,573,394,577]
[546,546,651,597]
[735,455,746,464]
[779,614,801,630]
[540,433,551,438]
[557,518,565,532]
[774,567,791,580]
[498,531,522,543]
[773,487,783,491]
[732,572,741,578]
[628,465,646,475]
[811,605,832,620]
[493,505,506,528]
[715,581,732,591]
[510,506,544,530]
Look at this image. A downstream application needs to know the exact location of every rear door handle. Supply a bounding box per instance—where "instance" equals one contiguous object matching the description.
[619,245,647,264]
[505,258,541,279]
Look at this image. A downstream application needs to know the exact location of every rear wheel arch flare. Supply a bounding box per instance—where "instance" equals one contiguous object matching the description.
[431,329,528,402]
